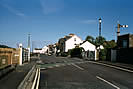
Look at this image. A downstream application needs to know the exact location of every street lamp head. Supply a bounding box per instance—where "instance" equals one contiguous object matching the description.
[99,18,102,23]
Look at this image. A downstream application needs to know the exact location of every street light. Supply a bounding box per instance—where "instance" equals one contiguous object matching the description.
[99,18,102,37]
[98,18,102,60]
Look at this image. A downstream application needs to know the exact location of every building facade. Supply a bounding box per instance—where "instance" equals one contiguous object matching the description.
[80,41,97,60]
[0,44,30,68]
[117,34,133,48]
[58,34,83,53]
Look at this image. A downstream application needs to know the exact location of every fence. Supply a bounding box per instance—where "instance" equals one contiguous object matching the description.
[0,46,30,68]
[117,48,133,64]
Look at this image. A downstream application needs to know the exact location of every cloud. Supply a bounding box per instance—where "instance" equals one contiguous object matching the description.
[40,0,64,15]
[1,4,25,17]
[80,19,97,24]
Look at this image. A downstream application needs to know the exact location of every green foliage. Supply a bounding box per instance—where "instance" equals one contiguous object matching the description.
[103,40,117,49]
[85,35,95,44]
[99,40,116,61]
[85,35,116,61]
[61,52,68,57]
[69,47,83,58]
[99,49,107,61]
[95,36,106,46]
[0,45,11,48]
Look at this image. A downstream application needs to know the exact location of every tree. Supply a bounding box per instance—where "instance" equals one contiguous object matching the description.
[103,40,117,49]
[69,47,83,58]
[99,40,116,61]
[85,35,95,44]
[95,36,106,46]
[0,44,11,48]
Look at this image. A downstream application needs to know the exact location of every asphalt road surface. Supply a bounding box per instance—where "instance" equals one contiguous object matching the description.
[39,55,133,89]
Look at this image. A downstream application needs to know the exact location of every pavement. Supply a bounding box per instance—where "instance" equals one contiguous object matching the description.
[39,55,133,89]
[97,61,133,71]
[0,59,36,89]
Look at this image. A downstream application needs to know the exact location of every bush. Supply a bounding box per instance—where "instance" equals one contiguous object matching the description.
[70,47,83,58]
[99,49,107,61]
[61,52,68,57]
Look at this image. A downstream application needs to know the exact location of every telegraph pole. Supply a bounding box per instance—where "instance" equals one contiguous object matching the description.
[28,33,31,61]
[28,34,30,48]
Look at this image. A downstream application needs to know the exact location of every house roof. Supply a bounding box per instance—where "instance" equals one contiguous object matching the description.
[59,33,75,41]
[80,41,96,51]
[59,33,83,43]
[80,41,95,45]
[64,36,72,41]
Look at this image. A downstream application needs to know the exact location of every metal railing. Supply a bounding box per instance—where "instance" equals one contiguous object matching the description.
[17,65,40,89]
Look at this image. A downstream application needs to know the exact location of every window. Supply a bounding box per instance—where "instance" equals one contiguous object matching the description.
[74,38,76,41]
[123,40,128,48]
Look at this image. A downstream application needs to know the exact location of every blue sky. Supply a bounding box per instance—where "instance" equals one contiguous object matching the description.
[0,0,133,48]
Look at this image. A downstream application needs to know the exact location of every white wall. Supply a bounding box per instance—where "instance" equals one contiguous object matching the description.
[65,35,82,52]
[33,46,49,54]
[33,49,42,53]
[80,41,97,61]
[80,41,95,51]
[42,46,48,53]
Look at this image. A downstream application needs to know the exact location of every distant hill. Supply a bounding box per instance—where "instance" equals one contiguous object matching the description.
[0,45,11,48]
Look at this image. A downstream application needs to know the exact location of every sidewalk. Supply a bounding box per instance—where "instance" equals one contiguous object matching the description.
[0,61,35,89]
[97,61,133,71]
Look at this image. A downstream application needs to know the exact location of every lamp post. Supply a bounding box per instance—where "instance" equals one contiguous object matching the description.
[99,18,102,37]
[98,18,102,60]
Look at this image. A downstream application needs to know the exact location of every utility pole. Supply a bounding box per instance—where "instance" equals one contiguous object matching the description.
[28,34,31,61]
[28,34,30,48]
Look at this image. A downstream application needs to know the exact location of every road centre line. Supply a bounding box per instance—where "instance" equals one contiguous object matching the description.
[72,63,84,70]
[88,61,133,73]
[96,76,120,89]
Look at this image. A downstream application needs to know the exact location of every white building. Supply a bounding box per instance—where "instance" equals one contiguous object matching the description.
[80,41,97,61]
[42,46,49,54]
[33,46,49,54]
[58,34,83,52]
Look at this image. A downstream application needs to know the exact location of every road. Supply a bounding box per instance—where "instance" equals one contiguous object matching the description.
[39,55,133,89]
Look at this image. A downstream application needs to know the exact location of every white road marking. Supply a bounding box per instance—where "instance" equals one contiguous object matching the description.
[72,63,84,70]
[36,68,40,89]
[31,68,39,89]
[40,68,46,70]
[48,66,53,68]
[96,76,120,89]
[88,61,133,73]
[55,65,60,67]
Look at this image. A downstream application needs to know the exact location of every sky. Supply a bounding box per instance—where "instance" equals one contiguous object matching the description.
[0,0,133,48]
